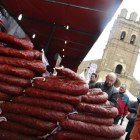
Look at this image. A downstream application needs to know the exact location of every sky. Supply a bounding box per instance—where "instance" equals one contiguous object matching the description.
[83,0,140,81]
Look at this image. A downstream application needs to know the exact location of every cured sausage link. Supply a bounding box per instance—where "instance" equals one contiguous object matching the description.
[69,114,113,126]
[33,78,88,95]
[0,121,45,136]
[1,102,66,121]
[88,88,102,95]
[0,64,35,79]
[56,68,85,82]
[0,92,12,101]
[0,56,46,73]
[75,103,118,118]
[12,96,73,113]
[82,92,108,104]
[59,119,125,138]
[0,32,34,50]
[25,87,81,105]
[0,45,34,59]
[0,45,41,60]
[57,131,123,140]
[0,73,30,88]
[0,82,23,96]
[0,112,57,132]
[97,100,110,106]
[32,50,42,60]
[0,129,41,140]
[89,88,102,92]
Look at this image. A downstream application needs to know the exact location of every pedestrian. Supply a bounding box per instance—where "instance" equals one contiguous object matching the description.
[130,104,140,140]
[88,73,97,89]
[125,98,140,140]
[94,72,118,107]
[114,84,130,124]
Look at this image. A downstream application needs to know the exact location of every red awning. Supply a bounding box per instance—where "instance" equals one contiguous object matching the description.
[0,0,123,72]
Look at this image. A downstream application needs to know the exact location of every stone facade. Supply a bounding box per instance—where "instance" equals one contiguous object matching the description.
[78,9,140,96]
[78,59,101,78]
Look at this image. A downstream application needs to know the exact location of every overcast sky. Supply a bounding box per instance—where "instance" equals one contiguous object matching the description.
[83,0,140,81]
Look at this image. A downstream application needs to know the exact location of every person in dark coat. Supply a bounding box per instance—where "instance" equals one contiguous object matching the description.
[94,72,118,107]
[125,98,140,140]
[88,73,97,89]
[130,104,140,140]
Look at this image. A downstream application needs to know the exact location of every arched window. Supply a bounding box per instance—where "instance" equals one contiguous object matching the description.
[115,65,123,74]
[120,31,126,41]
[130,35,136,44]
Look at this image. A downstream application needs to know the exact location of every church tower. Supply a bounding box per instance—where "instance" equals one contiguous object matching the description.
[98,9,140,90]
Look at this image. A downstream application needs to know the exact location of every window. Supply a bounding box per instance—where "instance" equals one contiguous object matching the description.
[120,31,126,41]
[115,65,123,74]
[130,35,136,44]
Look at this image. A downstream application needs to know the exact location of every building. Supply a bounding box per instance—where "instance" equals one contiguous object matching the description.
[78,9,140,96]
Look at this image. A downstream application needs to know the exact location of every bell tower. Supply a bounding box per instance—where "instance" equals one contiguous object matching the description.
[98,9,140,90]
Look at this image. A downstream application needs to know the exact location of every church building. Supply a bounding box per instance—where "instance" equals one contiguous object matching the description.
[78,9,140,96]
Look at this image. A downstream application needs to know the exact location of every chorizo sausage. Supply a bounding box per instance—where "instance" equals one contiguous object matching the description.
[97,100,110,106]
[89,88,102,94]
[0,82,23,96]
[0,45,34,60]
[1,102,66,121]
[82,92,108,104]
[89,88,102,92]
[69,114,113,126]
[25,87,81,105]
[0,32,34,50]
[57,130,123,140]
[12,96,73,113]
[0,73,30,87]
[0,56,46,73]
[0,121,45,136]
[33,78,88,95]
[55,67,85,82]
[59,119,125,138]
[47,135,57,140]
[32,49,42,59]
[0,45,42,60]
[0,92,12,101]
[0,112,57,132]
[0,129,41,140]
[0,64,35,79]
[75,103,118,118]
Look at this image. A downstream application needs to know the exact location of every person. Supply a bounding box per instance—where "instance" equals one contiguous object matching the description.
[88,73,97,89]
[94,72,118,107]
[114,84,130,124]
[125,98,140,140]
[130,104,140,140]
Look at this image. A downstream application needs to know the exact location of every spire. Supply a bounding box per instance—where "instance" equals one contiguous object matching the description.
[129,12,138,21]
[119,8,128,18]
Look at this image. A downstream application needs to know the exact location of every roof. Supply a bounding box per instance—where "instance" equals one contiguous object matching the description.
[0,0,123,72]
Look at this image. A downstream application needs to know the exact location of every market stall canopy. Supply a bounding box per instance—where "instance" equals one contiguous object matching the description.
[0,0,123,72]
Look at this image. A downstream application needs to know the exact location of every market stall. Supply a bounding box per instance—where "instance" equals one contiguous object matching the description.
[0,0,124,139]
[0,34,125,139]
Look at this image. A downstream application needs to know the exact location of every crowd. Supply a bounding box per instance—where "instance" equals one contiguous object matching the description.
[88,72,140,140]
